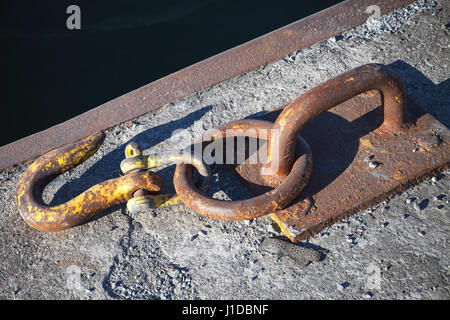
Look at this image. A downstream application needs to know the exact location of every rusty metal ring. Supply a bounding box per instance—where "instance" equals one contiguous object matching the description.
[16,132,163,232]
[173,127,313,221]
[268,63,408,176]
[172,64,408,222]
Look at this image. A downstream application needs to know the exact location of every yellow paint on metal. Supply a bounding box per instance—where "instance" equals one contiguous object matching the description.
[278,107,294,128]
[146,155,159,168]
[16,131,163,232]
[120,156,148,173]
[359,138,374,149]
[152,194,181,207]
[270,212,293,240]
[125,144,142,158]
[126,194,181,213]
[360,91,377,97]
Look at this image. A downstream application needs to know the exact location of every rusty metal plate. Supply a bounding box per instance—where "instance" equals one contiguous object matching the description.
[228,91,450,242]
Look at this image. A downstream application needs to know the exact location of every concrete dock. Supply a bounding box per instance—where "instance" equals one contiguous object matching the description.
[0,0,448,299]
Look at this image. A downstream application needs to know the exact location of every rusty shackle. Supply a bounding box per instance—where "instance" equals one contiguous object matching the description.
[120,142,212,213]
[173,64,408,221]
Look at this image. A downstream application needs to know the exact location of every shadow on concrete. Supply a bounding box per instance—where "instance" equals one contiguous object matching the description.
[388,60,449,128]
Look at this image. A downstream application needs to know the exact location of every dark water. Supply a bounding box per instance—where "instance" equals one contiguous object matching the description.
[1,0,341,147]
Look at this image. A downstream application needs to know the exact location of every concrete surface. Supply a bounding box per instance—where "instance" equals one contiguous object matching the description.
[0,0,448,299]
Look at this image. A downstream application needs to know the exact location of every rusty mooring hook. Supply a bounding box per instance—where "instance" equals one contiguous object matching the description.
[16,132,163,232]
[173,64,408,221]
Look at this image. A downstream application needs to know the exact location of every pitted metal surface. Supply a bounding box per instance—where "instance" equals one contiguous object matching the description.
[260,237,322,265]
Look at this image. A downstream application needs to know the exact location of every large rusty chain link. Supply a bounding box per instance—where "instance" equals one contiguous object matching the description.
[173,64,407,221]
